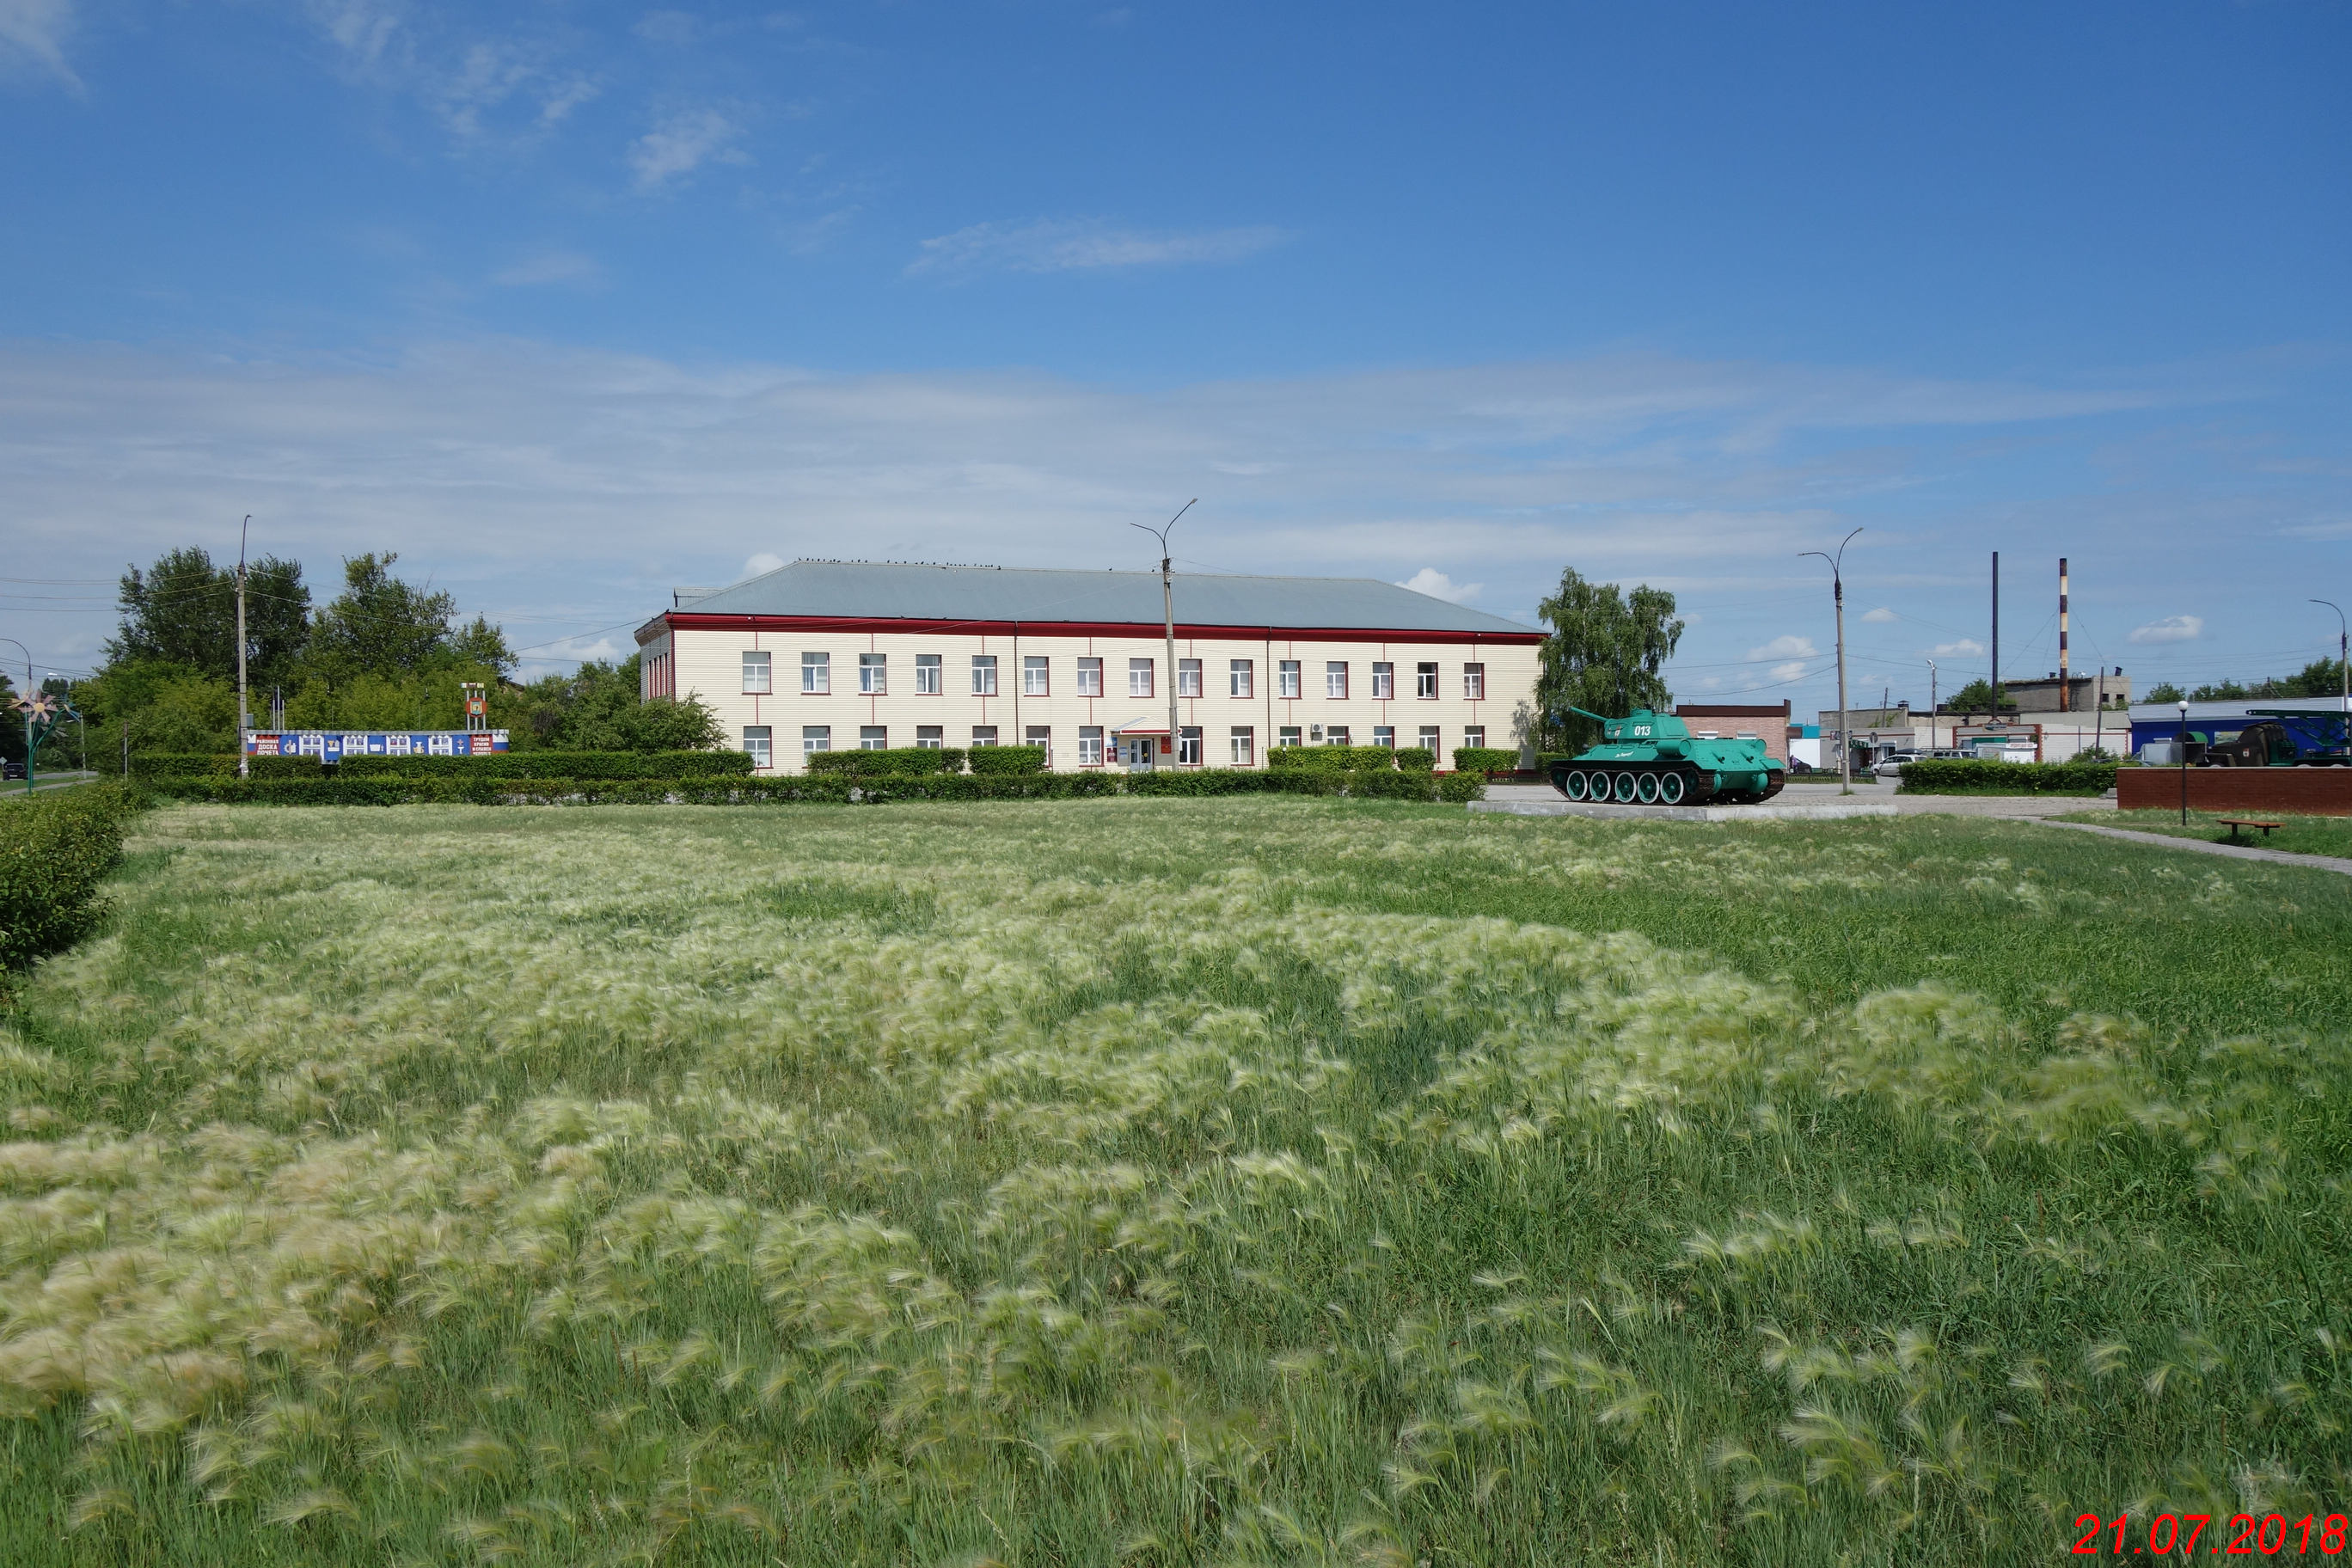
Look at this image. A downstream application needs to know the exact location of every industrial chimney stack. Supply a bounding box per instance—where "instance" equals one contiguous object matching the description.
[2058,558,2070,713]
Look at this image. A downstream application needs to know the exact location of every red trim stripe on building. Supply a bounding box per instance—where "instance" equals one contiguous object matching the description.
[652,613,1544,646]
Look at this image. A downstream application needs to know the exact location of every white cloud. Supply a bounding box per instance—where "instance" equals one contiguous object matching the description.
[2130,615,2203,645]
[1395,567,1481,604]
[1928,639,1985,657]
[628,106,749,190]
[0,0,79,87]
[907,218,1289,278]
[1860,606,1896,623]
[743,552,785,578]
[1749,634,1817,660]
[492,249,603,287]
[1768,661,1810,683]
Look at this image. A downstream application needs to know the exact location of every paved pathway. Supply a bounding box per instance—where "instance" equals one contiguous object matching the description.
[2034,819,2352,879]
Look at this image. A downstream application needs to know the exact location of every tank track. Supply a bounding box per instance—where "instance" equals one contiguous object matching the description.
[1547,762,1784,806]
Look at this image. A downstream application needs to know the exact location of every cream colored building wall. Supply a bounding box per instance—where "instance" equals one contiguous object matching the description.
[666,626,1540,775]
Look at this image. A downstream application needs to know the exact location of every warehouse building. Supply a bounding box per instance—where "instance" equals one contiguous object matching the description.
[636,560,1544,775]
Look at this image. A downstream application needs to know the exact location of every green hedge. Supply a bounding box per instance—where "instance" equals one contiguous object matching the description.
[1393,747,1436,773]
[135,751,751,781]
[805,747,966,777]
[150,767,1487,807]
[1270,745,1423,773]
[1,783,142,971]
[966,746,1047,775]
[1896,759,2119,795]
[1454,747,1522,775]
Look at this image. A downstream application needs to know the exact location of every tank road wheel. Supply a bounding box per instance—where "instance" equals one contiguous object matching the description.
[1561,769,1589,800]
[1612,770,1639,804]
[1757,770,1785,802]
[1657,770,1687,805]
[1635,771,1662,803]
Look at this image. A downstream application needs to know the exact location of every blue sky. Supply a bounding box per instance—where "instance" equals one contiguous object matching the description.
[4,1,2349,712]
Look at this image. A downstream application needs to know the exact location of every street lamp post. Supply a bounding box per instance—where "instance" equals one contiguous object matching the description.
[2177,697,2190,825]
[1130,499,1197,769]
[1800,528,1864,795]
[2312,599,2349,738]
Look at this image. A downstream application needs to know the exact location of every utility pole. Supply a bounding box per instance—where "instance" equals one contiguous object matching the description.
[1130,499,1196,769]
[2313,600,2349,740]
[1801,528,1863,794]
[236,515,252,780]
[1927,659,1938,747]
[1991,551,2001,718]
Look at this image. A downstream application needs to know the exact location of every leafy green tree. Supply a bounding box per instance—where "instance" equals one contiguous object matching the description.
[304,553,470,681]
[2190,678,2248,701]
[1943,678,2017,714]
[505,656,723,751]
[1533,568,1683,751]
[2143,681,2184,704]
[109,547,309,686]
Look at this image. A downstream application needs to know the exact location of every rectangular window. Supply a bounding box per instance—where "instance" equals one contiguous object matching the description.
[859,652,886,695]
[1464,726,1486,749]
[1230,726,1254,766]
[1416,662,1438,699]
[1278,659,1302,699]
[1077,657,1104,696]
[1129,658,1154,697]
[743,726,772,769]
[1326,725,1351,746]
[971,726,998,747]
[1371,661,1393,700]
[916,653,942,695]
[1464,663,1486,700]
[916,726,943,749]
[1023,656,1050,695]
[742,650,773,695]
[1178,658,1202,698]
[971,655,998,695]
[1026,725,1052,766]
[1326,660,1349,699]
[802,725,830,755]
[1179,726,1202,764]
[1278,725,1302,749]
[1374,726,1395,748]
[1418,725,1440,752]
[1078,726,1104,766]
[801,651,830,695]
[860,726,887,750]
[1229,658,1253,698]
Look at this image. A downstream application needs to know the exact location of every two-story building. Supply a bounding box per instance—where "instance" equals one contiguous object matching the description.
[635,560,1544,774]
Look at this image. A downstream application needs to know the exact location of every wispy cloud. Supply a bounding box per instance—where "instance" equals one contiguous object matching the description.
[907,218,1289,278]
[743,551,785,577]
[1860,606,1896,622]
[298,4,600,149]
[2129,615,2202,645]
[0,0,80,88]
[1748,634,1820,683]
[1396,567,1481,604]
[628,105,749,190]
[1928,638,1984,657]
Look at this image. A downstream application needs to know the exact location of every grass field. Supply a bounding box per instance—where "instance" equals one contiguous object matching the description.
[3,798,2349,1565]
[2067,808,2352,861]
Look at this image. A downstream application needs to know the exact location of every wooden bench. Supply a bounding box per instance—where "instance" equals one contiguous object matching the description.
[2217,817,2284,842]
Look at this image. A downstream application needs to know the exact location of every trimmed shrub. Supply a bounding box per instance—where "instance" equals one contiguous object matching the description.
[1,783,142,971]
[806,748,965,778]
[1269,745,1412,773]
[337,751,753,780]
[1124,770,1290,798]
[1436,770,1487,804]
[1393,747,1436,773]
[1453,747,1522,775]
[1897,759,2118,795]
[131,754,242,781]
[965,746,1047,776]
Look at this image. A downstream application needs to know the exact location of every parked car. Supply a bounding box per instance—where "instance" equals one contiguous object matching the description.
[1873,749,1970,776]
[2,761,24,781]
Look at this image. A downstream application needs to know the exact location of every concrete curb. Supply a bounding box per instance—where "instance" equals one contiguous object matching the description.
[2035,819,2352,879]
[1469,799,1901,823]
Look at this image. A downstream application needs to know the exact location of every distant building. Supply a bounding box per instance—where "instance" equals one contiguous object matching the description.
[636,560,1544,775]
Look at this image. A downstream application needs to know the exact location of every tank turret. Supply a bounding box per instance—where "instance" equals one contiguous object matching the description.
[1548,707,1785,805]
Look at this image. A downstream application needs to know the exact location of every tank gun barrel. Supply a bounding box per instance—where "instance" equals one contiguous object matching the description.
[1563,705,1614,725]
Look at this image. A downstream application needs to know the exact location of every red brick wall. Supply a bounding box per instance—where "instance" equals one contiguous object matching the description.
[2117,767,2352,817]
[1674,706,1791,764]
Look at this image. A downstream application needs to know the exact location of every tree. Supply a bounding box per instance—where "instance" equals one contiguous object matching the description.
[505,656,724,751]
[2143,682,2184,704]
[1943,678,2017,714]
[303,553,511,683]
[1533,567,1683,751]
[109,547,309,686]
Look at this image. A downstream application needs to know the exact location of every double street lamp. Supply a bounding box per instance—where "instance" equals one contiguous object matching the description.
[1801,528,1863,795]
